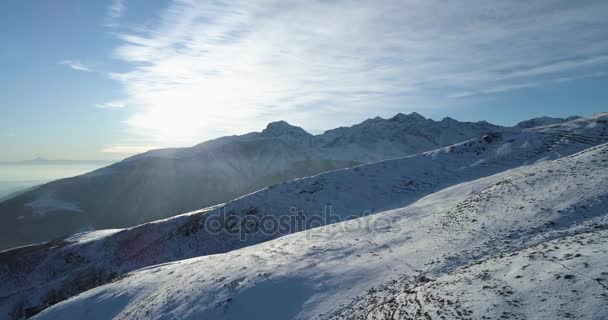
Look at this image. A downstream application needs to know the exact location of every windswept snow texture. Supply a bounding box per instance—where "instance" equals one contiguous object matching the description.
[0,112,499,251]
[330,229,608,320]
[1,114,606,319]
[34,138,608,320]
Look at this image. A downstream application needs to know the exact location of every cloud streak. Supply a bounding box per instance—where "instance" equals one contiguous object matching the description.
[107,0,608,145]
[59,60,93,72]
[105,0,126,27]
[96,100,127,109]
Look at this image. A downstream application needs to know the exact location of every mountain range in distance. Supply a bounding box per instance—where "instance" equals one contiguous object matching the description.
[0,113,581,252]
[1,113,606,319]
[0,159,115,201]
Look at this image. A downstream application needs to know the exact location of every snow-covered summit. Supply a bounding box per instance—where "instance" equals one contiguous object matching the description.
[390,111,426,122]
[260,120,311,138]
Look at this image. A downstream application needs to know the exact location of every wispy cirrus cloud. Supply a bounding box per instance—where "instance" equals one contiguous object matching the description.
[59,60,93,72]
[96,100,127,109]
[105,0,126,27]
[106,0,608,145]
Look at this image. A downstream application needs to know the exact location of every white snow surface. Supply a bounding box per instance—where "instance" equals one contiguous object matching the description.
[33,139,608,320]
[1,114,607,319]
[65,230,122,244]
[17,115,608,320]
[331,228,608,320]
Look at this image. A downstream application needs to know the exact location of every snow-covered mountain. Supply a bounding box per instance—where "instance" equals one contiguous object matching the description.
[515,115,581,128]
[1,114,606,319]
[0,113,500,251]
[30,120,608,320]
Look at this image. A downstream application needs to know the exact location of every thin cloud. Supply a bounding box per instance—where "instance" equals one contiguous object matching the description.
[450,71,608,99]
[447,92,476,99]
[59,60,93,72]
[106,0,608,144]
[497,55,608,81]
[96,100,127,109]
[105,0,126,27]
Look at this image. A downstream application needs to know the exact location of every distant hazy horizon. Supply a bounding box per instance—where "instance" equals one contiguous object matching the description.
[0,161,114,199]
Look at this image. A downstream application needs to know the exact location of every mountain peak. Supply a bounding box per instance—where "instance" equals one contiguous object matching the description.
[261,120,310,137]
[391,112,426,122]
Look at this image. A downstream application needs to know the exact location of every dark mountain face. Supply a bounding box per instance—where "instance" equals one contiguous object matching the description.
[0,113,501,250]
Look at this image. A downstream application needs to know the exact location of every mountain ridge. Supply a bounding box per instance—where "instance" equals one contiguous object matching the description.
[28,123,608,320]
[1,113,606,319]
[0,112,503,251]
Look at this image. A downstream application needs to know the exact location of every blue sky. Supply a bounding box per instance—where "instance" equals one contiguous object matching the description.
[1,0,607,161]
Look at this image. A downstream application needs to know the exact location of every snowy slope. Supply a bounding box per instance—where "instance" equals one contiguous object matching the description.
[33,137,608,320]
[1,114,607,319]
[331,228,608,320]
[0,113,499,251]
